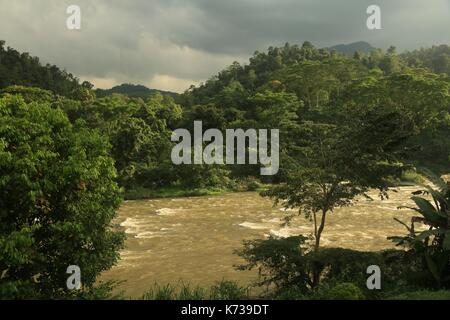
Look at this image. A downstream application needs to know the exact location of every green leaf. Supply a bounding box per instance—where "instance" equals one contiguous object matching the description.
[411,196,444,225]
[425,186,449,217]
[415,228,444,241]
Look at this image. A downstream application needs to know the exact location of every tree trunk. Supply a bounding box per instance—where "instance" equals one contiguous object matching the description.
[313,211,318,249]
[314,209,327,252]
[311,209,328,288]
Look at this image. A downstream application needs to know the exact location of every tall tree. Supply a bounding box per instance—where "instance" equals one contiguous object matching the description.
[0,93,124,298]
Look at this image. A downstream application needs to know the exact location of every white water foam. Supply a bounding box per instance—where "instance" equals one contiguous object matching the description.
[136,231,159,239]
[278,208,297,213]
[262,218,281,223]
[269,228,296,238]
[238,221,269,230]
[155,208,178,216]
[120,217,144,234]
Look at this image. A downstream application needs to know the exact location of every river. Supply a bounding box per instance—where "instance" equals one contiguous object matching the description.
[100,186,423,298]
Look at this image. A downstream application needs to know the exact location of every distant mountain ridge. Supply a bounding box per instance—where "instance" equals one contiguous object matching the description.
[96,83,178,99]
[0,40,379,99]
[328,41,376,56]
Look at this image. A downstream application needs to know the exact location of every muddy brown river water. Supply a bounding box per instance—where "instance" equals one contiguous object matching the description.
[100,186,424,298]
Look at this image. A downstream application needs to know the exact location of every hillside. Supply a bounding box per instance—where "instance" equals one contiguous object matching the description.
[179,41,450,174]
[0,41,177,100]
[328,41,376,56]
[0,40,84,97]
[96,83,178,99]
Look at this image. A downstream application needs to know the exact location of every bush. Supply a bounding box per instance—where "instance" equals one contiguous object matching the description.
[274,283,365,300]
[235,236,312,294]
[308,247,417,298]
[209,280,249,300]
[233,176,262,192]
[320,283,365,300]
[388,290,450,300]
[273,287,308,300]
[236,236,419,299]
[386,169,425,186]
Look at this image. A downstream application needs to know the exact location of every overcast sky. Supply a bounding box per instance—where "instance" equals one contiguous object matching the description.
[1,0,450,92]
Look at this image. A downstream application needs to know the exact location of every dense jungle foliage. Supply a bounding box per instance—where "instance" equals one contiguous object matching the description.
[1,40,449,299]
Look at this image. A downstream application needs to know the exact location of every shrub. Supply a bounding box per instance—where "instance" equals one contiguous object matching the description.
[235,236,312,294]
[237,176,262,192]
[388,290,450,300]
[308,247,416,298]
[320,283,365,300]
[236,235,419,299]
[209,280,249,300]
[274,283,366,300]
[273,287,308,300]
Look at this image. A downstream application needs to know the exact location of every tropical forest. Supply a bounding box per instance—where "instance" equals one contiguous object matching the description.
[1,37,450,300]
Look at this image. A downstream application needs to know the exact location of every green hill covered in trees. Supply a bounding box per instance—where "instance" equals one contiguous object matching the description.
[0,41,177,100]
[328,41,376,56]
[0,40,87,98]
[95,83,178,99]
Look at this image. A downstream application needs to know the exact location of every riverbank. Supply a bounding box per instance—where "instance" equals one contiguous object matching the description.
[124,186,229,200]
[123,169,427,200]
[123,180,269,200]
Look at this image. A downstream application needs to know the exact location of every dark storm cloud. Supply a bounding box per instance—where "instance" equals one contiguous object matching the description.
[0,0,449,92]
[126,0,450,54]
